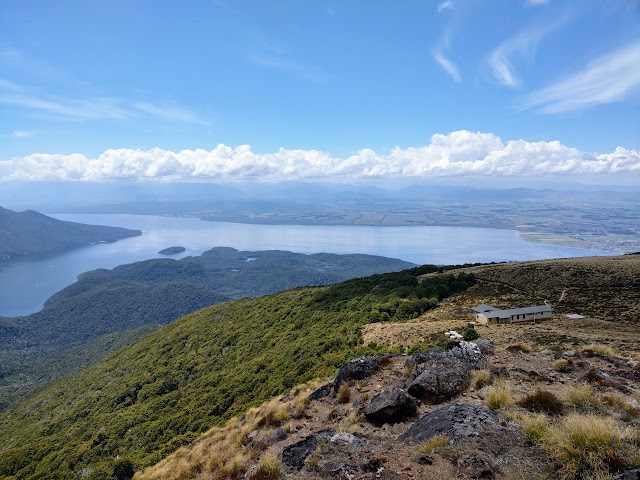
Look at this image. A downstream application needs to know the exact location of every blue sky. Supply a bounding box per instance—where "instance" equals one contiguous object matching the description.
[0,0,639,182]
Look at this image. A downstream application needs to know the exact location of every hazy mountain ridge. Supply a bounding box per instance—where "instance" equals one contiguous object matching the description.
[0,248,414,410]
[0,206,141,260]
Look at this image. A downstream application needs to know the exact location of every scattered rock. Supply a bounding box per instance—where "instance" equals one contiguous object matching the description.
[398,404,500,443]
[360,458,384,472]
[281,429,335,472]
[334,358,379,391]
[309,384,332,402]
[405,348,447,369]
[447,342,487,370]
[408,358,471,403]
[255,427,287,449]
[562,351,576,358]
[613,468,640,480]
[330,432,361,446]
[489,366,510,378]
[457,453,496,479]
[626,360,639,369]
[364,388,419,425]
[414,455,433,465]
[476,339,495,355]
[538,349,555,356]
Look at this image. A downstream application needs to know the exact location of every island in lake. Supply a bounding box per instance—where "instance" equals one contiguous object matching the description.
[158,246,186,255]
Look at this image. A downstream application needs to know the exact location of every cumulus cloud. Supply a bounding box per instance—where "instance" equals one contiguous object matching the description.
[522,40,640,113]
[1,131,638,182]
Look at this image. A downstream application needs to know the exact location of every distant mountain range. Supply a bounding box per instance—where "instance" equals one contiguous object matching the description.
[0,206,141,260]
[0,247,414,410]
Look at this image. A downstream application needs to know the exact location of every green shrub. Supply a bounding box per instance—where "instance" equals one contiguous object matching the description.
[463,328,479,341]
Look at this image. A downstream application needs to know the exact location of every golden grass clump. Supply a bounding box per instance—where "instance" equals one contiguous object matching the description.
[420,434,448,453]
[249,453,284,480]
[580,344,615,358]
[564,384,598,410]
[601,392,639,417]
[337,384,351,403]
[485,381,513,410]
[471,369,492,389]
[552,359,571,372]
[541,414,629,479]
[518,413,550,444]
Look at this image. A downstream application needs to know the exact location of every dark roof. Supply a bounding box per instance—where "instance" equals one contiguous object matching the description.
[473,304,552,317]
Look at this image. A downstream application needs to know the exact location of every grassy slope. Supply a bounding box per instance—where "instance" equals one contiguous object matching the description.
[364,254,640,357]
[0,266,474,479]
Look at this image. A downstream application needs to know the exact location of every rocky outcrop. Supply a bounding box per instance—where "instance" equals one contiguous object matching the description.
[333,357,379,391]
[281,429,335,472]
[363,388,419,425]
[398,404,500,443]
[407,357,472,403]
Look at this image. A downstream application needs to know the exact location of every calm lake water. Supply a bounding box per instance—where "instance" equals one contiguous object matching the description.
[0,214,614,317]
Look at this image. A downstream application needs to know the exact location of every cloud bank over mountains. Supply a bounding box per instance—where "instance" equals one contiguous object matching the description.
[1,130,638,182]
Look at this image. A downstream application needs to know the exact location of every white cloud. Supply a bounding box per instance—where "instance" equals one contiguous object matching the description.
[437,1,454,13]
[522,40,640,113]
[523,0,550,7]
[0,79,204,123]
[487,23,560,88]
[1,131,637,182]
[432,49,461,82]
[10,130,32,138]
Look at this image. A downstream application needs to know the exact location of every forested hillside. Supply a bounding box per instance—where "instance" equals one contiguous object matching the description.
[0,206,140,260]
[0,248,414,409]
[0,265,475,479]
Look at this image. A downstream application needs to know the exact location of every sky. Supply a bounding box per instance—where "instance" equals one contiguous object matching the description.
[0,0,639,183]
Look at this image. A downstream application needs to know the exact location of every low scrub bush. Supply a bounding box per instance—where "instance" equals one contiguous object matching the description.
[506,344,533,353]
[518,390,564,415]
[463,328,479,341]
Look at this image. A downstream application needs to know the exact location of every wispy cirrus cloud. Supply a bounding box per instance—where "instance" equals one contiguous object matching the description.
[1,131,637,182]
[0,79,206,123]
[432,49,461,82]
[487,22,561,88]
[10,130,33,138]
[249,55,331,83]
[521,40,640,113]
[523,0,550,7]
[437,1,454,13]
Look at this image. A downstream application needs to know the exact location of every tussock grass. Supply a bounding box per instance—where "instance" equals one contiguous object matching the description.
[541,414,629,479]
[601,392,639,417]
[518,413,549,444]
[580,344,615,358]
[564,385,598,411]
[471,369,492,389]
[136,379,327,480]
[506,344,533,353]
[552,359,571,372]
[485,381,513,410]
[337,384,351,403]
[420,434,448,453]
[250,453,284,480]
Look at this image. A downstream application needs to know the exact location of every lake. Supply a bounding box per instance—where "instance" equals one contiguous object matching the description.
[0,213,614,317]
